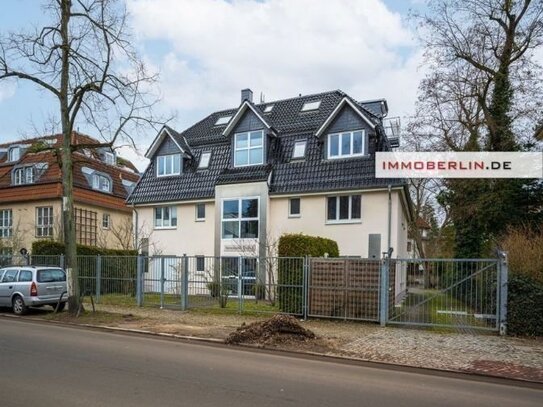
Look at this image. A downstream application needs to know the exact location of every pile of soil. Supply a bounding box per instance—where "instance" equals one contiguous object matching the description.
[225,314,316,346]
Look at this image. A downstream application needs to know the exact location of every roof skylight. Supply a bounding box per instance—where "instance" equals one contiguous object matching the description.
[264,104,274,113]
[292,140,307,159]
[199,152,211,169]
[301,100,321,111]
[215,115,232,126]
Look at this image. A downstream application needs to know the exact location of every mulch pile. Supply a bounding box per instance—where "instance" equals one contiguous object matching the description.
[225,314,316,345]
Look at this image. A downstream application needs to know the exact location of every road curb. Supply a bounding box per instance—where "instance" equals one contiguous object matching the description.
[1,313,542,389]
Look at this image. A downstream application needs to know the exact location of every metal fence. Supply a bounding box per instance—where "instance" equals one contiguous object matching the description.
[0,253,508,333]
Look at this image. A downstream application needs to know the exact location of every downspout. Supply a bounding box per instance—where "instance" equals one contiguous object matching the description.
[132,204,139,252]
[387,184,392,256]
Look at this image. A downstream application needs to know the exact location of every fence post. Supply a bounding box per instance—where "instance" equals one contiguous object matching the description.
[498,251,508,336]
[160,257,165,309]
[60,254,65,269]
[302,256,310,320]
[379,254,390,327]
[238,256,243,314]
[95,255,101,304]
[181,254,189,311]
[136,255,143,307]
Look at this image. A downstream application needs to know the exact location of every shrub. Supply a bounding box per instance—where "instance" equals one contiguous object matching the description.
[31,240,137,257]
[277,233,339,313]
[501,224,543,284]
[507,275,543,337]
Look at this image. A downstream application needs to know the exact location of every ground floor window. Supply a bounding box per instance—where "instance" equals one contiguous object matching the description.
[326,195,361,222]
[0,209,12,238]
[154,206,177,228]
[36,206,54,237]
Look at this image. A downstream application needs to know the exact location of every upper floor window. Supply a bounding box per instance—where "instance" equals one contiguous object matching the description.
[327,195,361,223]
[289,198,301,217]
[199,152,211,169]
[0,209,12,238]
[104,152,115,165]
[301,101,321,111]
[215,115,232,126]
[8,147,20,162]
[222,198,259,239]
[36,206,54,237]
[264,104,274,113]
[234,130,263,167]
[14,166,34,185]
[154,206,177,229]
[328,130,364,159]
[157,154,181,177]
[195,203,206,221]
[92,173,111,193]
[292,140,306,159]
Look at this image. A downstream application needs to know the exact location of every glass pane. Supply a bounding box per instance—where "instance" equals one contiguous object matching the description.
[290,198,300,215]
[223,200,239,219]
[157,157,164,175]
[236,133,248,149]
[171,207,177,226]
[235,150,248,166]
[327,197,336,220]
[339,196,349,219]
[242,199,258,218]
[242,258,257,278]
[241,220,259,238]
[249,147,263,165]
[353,131,363,154]
[351,195,361,219]
[329,135,339,157]
[197,204,205,219]
[250,132,263,146]
[173,155,181,173]
[293,141,306,158]
[222,221,239,238]
[341,133,351,156]
[154,208,161,227]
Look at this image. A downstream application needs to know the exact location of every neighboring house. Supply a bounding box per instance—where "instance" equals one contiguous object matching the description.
[407,217,432,258]
[129,88,412,270]
[0,132,140,255]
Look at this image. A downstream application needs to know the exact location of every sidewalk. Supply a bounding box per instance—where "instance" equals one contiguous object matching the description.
[41,304,543,383]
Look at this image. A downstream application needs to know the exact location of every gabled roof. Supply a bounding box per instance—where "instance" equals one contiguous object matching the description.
[315,97,376,137]
[222,100,276,137]
[145,125,193,158]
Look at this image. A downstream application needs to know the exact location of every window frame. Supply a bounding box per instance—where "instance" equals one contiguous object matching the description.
[92,173,112,193]
[13,166,35,185]
[104,152,115,165]
[288,198,301,218]
[154,206,178,229]
[326,195,362,224]
[292,140,307,160]
[195,203,206,221]
[198,152,211,169]
[156,154,182,177]
[221,197,260,240]
[8,147,20,162]
[301,100,321,111]
[102,213,111,229]
[0,209,12,238]
[234,130,264,167]
[327,129,365,159]
[36,206,54,237]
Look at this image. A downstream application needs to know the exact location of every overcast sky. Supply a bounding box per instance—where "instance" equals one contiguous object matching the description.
[0,0,426,170]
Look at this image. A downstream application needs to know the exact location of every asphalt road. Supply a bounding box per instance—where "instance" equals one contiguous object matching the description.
[0,318,541,407]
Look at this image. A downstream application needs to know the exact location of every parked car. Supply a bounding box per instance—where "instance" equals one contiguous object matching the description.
[0,266,67,314]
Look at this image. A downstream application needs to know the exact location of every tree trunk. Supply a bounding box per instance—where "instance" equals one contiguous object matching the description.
[60,0,79,314]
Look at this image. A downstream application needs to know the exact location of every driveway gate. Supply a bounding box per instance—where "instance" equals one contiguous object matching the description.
[387,258,502,331]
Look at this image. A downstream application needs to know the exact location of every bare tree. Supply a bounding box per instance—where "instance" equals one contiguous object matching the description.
[0,0,167,313]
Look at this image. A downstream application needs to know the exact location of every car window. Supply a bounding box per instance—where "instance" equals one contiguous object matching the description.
[18,270,33,282]
[37,269,66,283]
[1,269,18,283]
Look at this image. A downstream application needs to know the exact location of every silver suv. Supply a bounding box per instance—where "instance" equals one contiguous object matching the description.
[0,266,67,314]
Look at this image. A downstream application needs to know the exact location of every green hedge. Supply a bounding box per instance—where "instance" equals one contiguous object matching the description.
[507,275,543,337]
[32,240,137,256]
[32,240,138,296]
[277,233,339,313]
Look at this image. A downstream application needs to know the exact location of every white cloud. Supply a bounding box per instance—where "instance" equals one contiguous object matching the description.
[128,0,424,128]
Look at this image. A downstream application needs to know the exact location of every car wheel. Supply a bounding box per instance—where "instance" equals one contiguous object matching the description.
[52,302,65,312]
[12,296,28,315]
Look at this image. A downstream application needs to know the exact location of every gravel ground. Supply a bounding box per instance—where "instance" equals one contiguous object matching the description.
[76,303,543,381]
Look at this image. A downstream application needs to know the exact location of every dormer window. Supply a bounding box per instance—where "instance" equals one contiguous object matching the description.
[234,130,264,167]
[8,147,20,162]
[104,152,115,165]
[157,154,181,177]
[301,101,321,112]
[264,104,274,113]
[328,130,365,159]
[199,152,211,169]
[292,140,307,159]
[215,115,232,126]
[13,166,34,185]
[92,173,111,192]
